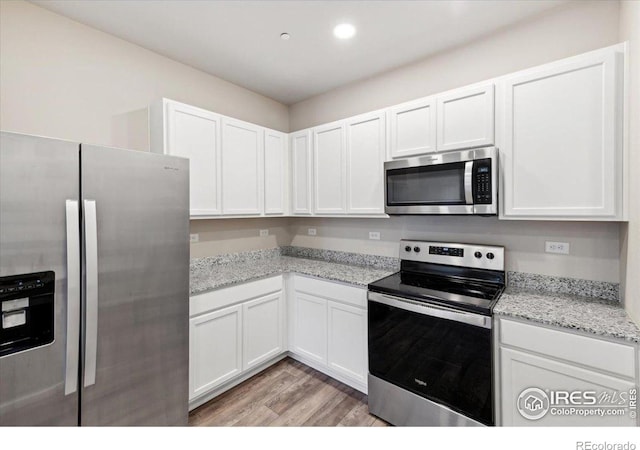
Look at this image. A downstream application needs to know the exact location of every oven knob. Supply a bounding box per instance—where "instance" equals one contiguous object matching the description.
[413,246,421,253]
[474,251,482,259]
[486,252,495,260]
[405,246,412,252]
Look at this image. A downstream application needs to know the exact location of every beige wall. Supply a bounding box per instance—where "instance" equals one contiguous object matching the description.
[619,1,640,320]
[289,0,621,131]
[190,218,292,259]
[0,0,289,154]
[289,217,620,283]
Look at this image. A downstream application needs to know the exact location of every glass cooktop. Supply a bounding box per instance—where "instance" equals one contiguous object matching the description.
[368,271,504,315]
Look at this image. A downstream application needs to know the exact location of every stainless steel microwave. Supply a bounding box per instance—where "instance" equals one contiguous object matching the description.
[384,147,498,215]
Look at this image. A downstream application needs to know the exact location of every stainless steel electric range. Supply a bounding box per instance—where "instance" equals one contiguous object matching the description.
[367,240,505,427]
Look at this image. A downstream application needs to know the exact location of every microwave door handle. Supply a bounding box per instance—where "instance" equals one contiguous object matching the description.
[464,161,473,204]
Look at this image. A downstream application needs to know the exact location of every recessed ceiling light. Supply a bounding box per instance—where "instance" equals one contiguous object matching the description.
[333,23,356,40]
[280,32,290,40]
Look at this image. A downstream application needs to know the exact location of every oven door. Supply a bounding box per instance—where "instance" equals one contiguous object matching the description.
[368,292,494,425]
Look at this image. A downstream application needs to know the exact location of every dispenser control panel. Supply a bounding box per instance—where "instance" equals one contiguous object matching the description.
[0,271,55,357]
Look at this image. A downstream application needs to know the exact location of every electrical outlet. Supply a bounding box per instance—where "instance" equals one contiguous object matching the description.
[308,228,317,236]
[190,233,199,243]
[545,241,570,255]
[259,229,269,237]
[369,231,381,240]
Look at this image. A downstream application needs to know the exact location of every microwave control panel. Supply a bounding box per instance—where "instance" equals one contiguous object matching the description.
[473,159,492,204]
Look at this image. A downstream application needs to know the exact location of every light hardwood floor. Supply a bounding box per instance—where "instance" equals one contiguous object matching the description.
[189,357,388,427]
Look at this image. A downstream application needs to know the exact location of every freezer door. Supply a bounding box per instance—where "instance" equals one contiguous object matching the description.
[80,145,189,426]
[0,132,80,426]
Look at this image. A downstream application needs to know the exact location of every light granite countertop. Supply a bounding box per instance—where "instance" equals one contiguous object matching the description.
[190,246,640,344]
[494,288,640,343]
[190,255,395,296]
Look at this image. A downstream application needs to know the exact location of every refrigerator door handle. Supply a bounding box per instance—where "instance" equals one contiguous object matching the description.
[64,200,80,395]
[83,199,98,388]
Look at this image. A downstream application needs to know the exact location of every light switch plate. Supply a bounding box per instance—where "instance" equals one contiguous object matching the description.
[545,241,570,255]
[308,228,317,236]
[190,233,199,243]
[259,229,269,237]
[369,231,381,240]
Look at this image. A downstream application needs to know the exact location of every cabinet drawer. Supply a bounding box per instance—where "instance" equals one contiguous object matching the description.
[293,275,366,308]
[190,275,283,317]
[499,318,635,379]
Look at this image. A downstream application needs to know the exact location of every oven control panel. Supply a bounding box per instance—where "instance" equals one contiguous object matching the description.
[428,246,464,257]
[400,240,504,271]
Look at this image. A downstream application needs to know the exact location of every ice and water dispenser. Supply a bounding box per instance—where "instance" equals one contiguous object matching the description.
[0,271,55,357]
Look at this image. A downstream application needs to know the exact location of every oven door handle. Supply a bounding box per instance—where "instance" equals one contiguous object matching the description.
[368,291,492,329]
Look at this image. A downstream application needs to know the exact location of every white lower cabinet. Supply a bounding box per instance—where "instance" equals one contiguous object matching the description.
[188,276,285,404]
[497,318,638,427]
[290,275,368,393]
[189,304,243,400]
[242,292,283,370]
[189,274,369,405]
[327,301,367,385]
[292,292,328,364]
[500,347,636,426]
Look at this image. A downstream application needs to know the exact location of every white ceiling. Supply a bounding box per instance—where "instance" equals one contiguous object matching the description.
[31,0,568,105]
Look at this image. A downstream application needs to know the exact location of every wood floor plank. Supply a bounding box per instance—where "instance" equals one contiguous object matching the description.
[264,370,329,415]
[188,357,383,427]
[232,405,279,427]
[337,401,377,427]
[371,418,390,427]
[199,370,297,426]
[302,385,365,426]
[268,377,345,426]
[189,358,290,421]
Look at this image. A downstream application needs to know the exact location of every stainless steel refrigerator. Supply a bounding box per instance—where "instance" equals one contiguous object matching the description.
[0,131,189,426]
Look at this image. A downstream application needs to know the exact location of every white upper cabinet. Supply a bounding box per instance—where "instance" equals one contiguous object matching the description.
[345,111,386,214]
[151,99,222,217]
[221,117,264,215]
[389,96,437,158]
[313,123,347,214]
[264,129,287,215]
[290,129,313,214]
[499,45,624,220]
[436,84,495,151]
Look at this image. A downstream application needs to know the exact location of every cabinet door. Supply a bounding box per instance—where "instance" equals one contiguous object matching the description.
[264,130,286,215]
[313,123,347,214]
[327,301,367,385]
[290,130,313,214]
[346,112,386,214]
[292,293,327,364]
[389,97,437,158]
[437,84,494,151]
[221,117,263,215]
[189,304,242,400]
[242,292,283,370]
[501,48,622,219]
[166,101,221,216]
[500,347,636,426]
